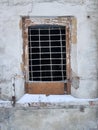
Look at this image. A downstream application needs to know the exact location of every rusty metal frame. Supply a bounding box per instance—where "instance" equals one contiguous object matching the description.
[22,16,72,94]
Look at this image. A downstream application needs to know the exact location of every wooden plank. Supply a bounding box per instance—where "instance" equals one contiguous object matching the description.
[26,82,64,95]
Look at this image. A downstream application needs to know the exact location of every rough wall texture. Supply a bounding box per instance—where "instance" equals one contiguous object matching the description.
[0,1,98,130]
[0,106,98,130]
[0,0,98,100]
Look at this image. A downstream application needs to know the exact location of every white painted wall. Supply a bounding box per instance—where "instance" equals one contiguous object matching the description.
[0,0,98,100]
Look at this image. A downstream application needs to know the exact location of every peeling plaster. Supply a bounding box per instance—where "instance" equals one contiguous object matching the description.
[0,0,97,100]
[0,1,98,129]
[71,71,80,89]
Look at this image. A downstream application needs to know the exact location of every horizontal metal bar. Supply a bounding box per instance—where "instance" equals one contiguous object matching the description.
[31,75,67,78]
[29,52,66,54]
[29,70,66,72]
[29,34,66,36]
[29,58,66,61]
[29,40,66,42]
[29,28,65,30]
[28,80,68,83]
[28,46,66,48]
[29,58,66,60]
[29,64,66,66]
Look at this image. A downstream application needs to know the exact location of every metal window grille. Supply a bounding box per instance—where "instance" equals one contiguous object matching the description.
[28,25,66,82]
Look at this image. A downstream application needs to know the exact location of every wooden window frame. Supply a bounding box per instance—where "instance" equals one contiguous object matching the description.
[22,16,72,95]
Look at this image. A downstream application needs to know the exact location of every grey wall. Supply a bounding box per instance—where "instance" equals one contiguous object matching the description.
[0,106,98,130]
[0,0,98,99]
[0,1,98,130]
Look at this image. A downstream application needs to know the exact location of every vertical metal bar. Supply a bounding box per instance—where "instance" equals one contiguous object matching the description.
[29,29,33,81]
[49,28,53,81]
[39,28,42,81]
[60,28,64,81]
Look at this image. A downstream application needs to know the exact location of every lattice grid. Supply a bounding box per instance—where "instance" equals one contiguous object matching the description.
[28,25,66,82]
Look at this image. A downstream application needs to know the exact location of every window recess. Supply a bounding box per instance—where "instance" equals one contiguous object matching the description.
[22,17,71,95]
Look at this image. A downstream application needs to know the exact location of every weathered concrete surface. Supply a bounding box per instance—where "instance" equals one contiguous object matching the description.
[0,0,98,130]
[0,106,98,130]
[0,0,98,100]
[0,98,98,130]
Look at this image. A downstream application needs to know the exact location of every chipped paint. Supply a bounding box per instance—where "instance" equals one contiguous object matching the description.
[0,0,97,99]
[22,16,73,94]
[71,17,77,44]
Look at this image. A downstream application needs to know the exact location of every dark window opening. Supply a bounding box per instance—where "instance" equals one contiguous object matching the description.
[28,25,66,82]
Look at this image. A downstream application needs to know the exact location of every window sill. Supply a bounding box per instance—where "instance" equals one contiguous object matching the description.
[16,94,98,109]
[0,95,98,108]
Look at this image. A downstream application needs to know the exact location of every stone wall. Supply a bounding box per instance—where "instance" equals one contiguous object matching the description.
[0,0,97,100]
[0,103,98,130]
[0,1,98,129]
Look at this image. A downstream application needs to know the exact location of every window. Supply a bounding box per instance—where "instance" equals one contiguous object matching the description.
[22,17,72,95]
[28,25,66,82]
